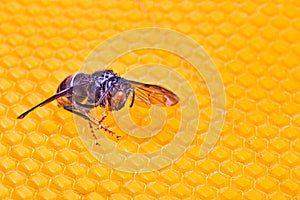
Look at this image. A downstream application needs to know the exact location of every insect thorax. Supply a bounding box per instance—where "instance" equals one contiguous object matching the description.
[61,70,132,111]
[87,70,121,108]
[92,70,117,86]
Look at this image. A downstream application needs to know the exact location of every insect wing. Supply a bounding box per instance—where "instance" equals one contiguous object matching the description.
[17,87,75,119]
[17,82,90,119]
[129,80,179,107]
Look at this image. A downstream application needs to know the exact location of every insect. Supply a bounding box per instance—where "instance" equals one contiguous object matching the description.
[17,70,179,141]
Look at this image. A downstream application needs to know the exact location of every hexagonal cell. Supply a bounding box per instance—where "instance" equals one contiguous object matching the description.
[28,69,49,82]
[27,173,49,190]
[47,134,69,150]
[244,189,266,200]
[2,131,24,146]
[270,113,290,128]
[235,123,255,138]
[220,161,242,177]
[98,180,120,195]
[37,188,57,200]
[33,146,54,162]
[0,78,13,92]
[0,184,11,199]
[3,171,26,187]
[39,120,61,135]
[18,158,41,175]
[123,180,145,196]
[209,147,231,163]
[55,149,78,165]
[2,91,21,105]
[245,163,266,178]
[269,192,289,200]
[281,127,299,141]
[51,175,74,192]
[16,117,38,132]
[270,164,290,181]
[227,85,245,99]
[257,151,278,166]
[280,179,300,196]
[257,177,278,194]
[42,161,64,177]
[60,190,81,200]
[15,79,35,94]
[270,138,289,154]
[184,171,205,187]
[222,134,243,150]
[0,143,8,157]
[208,173,229,189]
[74,177,97,195]
[10,145,33,160]
[257,126,278,139]
[233,148,254,164]
[65,163,88,179]
[170,183,193,199]
[159,169,181,186]
[173,157,195,172]
[13,186,34,200]
[220,188,242,199]
[78,151,98,166]
[281,152,300,168]
[197,159,219,174]
[232,176,253,191]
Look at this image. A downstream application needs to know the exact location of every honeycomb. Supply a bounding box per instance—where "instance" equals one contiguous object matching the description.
[1,0,300,199]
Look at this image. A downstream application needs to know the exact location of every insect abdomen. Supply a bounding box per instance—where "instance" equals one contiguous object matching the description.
[56,74,74,107]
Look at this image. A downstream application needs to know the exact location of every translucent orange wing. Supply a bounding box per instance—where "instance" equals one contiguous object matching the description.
[129,80,179,108]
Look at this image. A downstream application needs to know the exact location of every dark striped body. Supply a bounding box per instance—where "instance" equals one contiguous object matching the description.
[56,70,133,111]
[17,69,179,120]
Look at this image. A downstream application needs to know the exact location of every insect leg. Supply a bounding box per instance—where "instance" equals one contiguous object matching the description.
[73,84,115,109]
[63,106,120,141]
[94,84,114,107]
[130,89,135,108]
[88,121,100,145]
[98,114,107,124]
[63,105,92,121]
[98,112,121,141]
[63,105,100,145]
